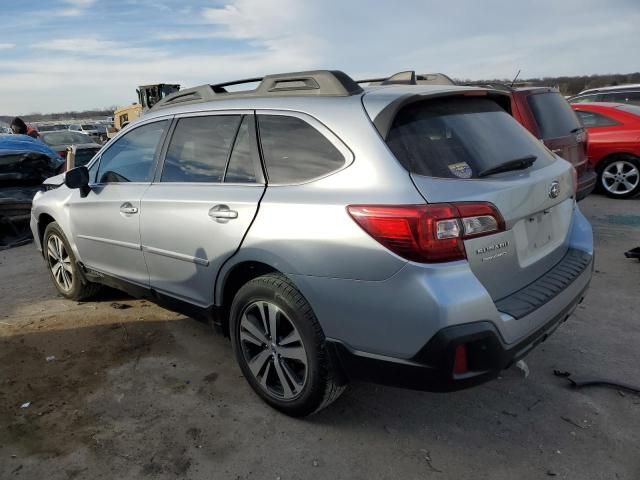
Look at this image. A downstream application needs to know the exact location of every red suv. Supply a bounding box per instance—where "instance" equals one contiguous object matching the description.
[509,87,596,201]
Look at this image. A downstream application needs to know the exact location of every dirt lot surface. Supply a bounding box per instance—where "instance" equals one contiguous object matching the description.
[1,195,639,479]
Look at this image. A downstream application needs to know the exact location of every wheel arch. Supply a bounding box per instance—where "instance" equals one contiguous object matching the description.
[37,213,57,254]
[596,152,640,172]
[216,260,281,336]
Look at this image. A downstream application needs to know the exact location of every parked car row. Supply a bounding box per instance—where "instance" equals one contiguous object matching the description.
[571,103,640,198]
[31,69,595,416]
[569,84,640,106]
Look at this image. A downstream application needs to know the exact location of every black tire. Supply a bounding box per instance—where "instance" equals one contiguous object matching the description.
[43,222,101,301]
[230,273,346,417]
[597,155,640,199]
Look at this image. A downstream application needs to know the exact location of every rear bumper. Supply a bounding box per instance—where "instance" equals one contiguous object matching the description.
[576,166,597,201]
[327,249,593,392]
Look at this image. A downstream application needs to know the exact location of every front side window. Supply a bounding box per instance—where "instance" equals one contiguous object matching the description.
[386,97,554,179]
[575,110,619,127]
[258,115,345,184]
[161,115,241,183]
[97,120,167,183]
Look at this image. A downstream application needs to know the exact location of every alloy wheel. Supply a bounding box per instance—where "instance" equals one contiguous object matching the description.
[239,301,308,400]
[601,160,640,195]
[47,234,73,292]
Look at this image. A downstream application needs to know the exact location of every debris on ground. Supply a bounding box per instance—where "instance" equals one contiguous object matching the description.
[515,359,530,378]
[20,402,31,409]
[623,247,640,261]
[110,303,132,310]
[45,355,56,362]
[554,370,640,395]
[560,416,588,429]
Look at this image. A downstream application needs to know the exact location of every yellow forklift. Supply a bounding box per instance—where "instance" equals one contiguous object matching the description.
[108,83,180,138]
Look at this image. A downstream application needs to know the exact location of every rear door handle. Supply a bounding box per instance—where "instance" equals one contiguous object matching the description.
[120,202,138,214]
[209,205,238,221]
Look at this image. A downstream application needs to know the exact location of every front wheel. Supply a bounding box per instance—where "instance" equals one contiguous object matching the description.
[230,273,346,417]
[598,155,640,199]
[43,222,101,301]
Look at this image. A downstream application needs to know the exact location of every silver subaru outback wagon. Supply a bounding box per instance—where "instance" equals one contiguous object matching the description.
[30,70,594,416]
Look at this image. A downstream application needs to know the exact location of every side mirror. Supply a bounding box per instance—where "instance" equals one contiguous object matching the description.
[65,166,90,197]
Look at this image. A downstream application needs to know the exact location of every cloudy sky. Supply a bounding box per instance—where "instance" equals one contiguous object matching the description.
[1,0,638,115]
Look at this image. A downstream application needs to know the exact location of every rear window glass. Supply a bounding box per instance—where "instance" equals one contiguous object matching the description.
[386,97,553,179]
[527,92,582,138]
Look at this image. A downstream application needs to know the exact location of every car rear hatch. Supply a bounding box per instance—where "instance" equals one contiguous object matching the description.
[526,90,589,176]
[365,91,576,301]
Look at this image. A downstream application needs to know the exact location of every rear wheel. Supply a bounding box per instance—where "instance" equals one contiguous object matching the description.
[230,273,346,416]
[598,155,640,199]
[43,222,101,300]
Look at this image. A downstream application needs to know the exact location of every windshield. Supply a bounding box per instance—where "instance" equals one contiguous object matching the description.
[386,96,554,179]
[527,92,582,138]
[82,124,95,130]
[41,131,93,146]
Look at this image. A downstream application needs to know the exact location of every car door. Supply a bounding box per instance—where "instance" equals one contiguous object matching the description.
[140,112,265,307]
[68,119,170,286]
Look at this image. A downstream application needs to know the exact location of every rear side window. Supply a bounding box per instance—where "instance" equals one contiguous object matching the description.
[258,115,345,184]
[575,110,619,127]
[527,92,582,139]
[97,120,167,183]
[162,115,241,183]
[386,97,552,179]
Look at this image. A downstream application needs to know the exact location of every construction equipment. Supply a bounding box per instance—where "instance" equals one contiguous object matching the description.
[108,83,180,138]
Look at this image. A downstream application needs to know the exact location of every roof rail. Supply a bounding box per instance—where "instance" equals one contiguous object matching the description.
[151,70,363,111]
[357,71,456,86]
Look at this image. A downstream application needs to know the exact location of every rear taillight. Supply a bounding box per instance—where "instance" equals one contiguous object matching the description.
[347,202,504,263]
[571,167,578,195]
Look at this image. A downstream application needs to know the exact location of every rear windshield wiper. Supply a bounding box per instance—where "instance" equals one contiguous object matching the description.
[477,155,537,178]
[478,155,537,178]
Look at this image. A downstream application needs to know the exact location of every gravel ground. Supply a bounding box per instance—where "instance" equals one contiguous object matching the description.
[1,194,639,480]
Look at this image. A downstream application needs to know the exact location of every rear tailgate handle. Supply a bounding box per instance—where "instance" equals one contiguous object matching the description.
[209,205,238,221]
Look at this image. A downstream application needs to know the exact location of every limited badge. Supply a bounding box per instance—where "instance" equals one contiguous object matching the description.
[448,162,473,179]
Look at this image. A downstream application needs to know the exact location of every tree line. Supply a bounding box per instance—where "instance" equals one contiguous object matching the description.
[456,72,640,95]
[0,107,117,124]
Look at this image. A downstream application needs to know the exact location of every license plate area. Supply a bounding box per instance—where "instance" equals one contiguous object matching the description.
[512,203,570,267]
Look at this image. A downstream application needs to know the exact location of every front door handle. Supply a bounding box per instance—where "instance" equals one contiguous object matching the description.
[120,202,138,214]
[208,205,238,222]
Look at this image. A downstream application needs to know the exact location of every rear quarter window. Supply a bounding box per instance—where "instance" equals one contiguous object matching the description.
[386,96,553,179]
[527,92,582,139]
[257,115,345,184]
